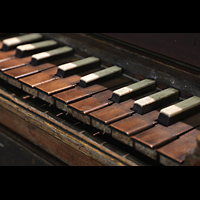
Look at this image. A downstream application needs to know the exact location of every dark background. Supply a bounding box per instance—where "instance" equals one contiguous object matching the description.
[103,33,200,70]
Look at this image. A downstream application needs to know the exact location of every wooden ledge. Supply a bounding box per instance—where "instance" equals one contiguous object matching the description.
[0,86,141,166]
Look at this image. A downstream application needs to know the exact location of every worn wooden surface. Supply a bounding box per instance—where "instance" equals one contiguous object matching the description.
[0,49,15,61]
[158,128,200,165]
[0,83,145,166]
[132,113,200,162]
[1,33,200,166]
[0,56,31,71]
[0,123,67,166]
[44,33,200,99]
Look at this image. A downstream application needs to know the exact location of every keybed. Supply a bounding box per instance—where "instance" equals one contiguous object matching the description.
[0,33,200,166]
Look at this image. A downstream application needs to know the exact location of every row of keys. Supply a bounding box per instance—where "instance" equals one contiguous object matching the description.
[1,33,200,165]
[1,33,200,128]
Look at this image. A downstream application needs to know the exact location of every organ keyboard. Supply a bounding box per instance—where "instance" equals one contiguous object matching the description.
[1,33,200,166]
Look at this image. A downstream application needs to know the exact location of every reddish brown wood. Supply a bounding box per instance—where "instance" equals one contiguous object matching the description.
[157,128,200,164]
[0,86,138,166]
[0,40,2,49]
[1,33,200,165]
[68,90,114,125]
[20,67,58,87]
[4,63,56,79]
[54,85,103,104]
[69,90,113,114]
[89,99,135,125]
[35,66,103,96]
[53,76,133,104]
[110,111,159,136]
[67,76,132,118]
[0,100,103,166]
[0,49,16,61]
[0,56,31,71]
[4,56,78,80]
[132,112,200,149]
[36,74,81,95]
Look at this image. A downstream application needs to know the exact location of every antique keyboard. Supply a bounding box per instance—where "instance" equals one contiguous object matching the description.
[1,33,200,166]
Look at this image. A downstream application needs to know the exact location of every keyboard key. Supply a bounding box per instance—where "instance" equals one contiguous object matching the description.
[2,33,43,51]
[30,46,74,66]
[56,56,100,78]
[157,128,200,165]
[111,79,156,103]
[15,40,58,58]
[79,65,122,87]
[133,88,179,114]
[158,96,200,126]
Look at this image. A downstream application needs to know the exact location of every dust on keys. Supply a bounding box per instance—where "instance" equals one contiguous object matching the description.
[1,33,200,166]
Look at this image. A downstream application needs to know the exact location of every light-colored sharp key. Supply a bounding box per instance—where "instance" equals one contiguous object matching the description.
[133,88,179,114]
[15,40,58,57]
[56,56,100,78]
[30,46,74,66]
[111,79,156,103]
[2,33,43,51]
[158,96,200,126]
[79,65,122,87]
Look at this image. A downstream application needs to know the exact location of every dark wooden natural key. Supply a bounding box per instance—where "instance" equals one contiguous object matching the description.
[2,33,43,51]
[0,46,75,88]
[0,50,16,62]
[157,96,200,126]
[89,88,179,135]
[35,59,123,104]
[132,112,200,161]
[109,110,159,146]
[54,75,132,105]
[4,56,77,80]
[89,99,135,134]
[0,56,32,71]
[3,56,78,89]
[67,76,132,125]
[35,66,104,104]
[157,128,200,165]
[20,67,59,96]
[19,57,79,94]
[32,57,103,97]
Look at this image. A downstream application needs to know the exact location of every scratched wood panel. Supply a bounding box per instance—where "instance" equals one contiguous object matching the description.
[0,86,139,166]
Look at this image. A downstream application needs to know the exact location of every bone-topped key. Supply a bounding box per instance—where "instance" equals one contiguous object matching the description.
[0,46,74,74]
[56,56,100,78]
[133,88,180,114]
[79,65,122,87]
[67,76,132,125]
[158,96,200,126]
[15,40,58,58]
[111,79,156,103]
[30,46,74,66]
[2,33,43,51]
